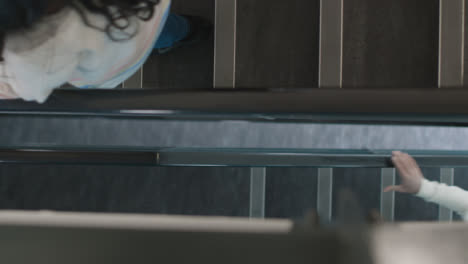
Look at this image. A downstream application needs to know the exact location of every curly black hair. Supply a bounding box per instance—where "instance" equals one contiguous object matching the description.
[0,0,160,61]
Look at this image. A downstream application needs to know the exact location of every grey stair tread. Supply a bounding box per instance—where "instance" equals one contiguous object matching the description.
[142,0,440,90]
[342,0,439,88]
[142,0,214,90]
[235,0,320,88]
[465,2,468,86]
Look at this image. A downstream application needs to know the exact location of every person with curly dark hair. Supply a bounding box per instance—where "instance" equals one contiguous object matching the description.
[0,0,211,102]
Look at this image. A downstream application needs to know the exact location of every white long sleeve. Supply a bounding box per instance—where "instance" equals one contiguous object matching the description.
[416,179,468,221]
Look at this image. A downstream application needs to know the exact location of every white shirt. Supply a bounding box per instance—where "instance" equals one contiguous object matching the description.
[0,0,171,103]
[416,179,468,221]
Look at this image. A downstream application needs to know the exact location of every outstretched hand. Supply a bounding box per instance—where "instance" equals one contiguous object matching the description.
[384,151,424,194]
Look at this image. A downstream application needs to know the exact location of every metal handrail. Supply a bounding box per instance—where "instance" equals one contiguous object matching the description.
[1,147,468,167]
[1,88,468,125]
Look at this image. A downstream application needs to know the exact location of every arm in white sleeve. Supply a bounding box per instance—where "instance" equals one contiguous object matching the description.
[416,179,468,220]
